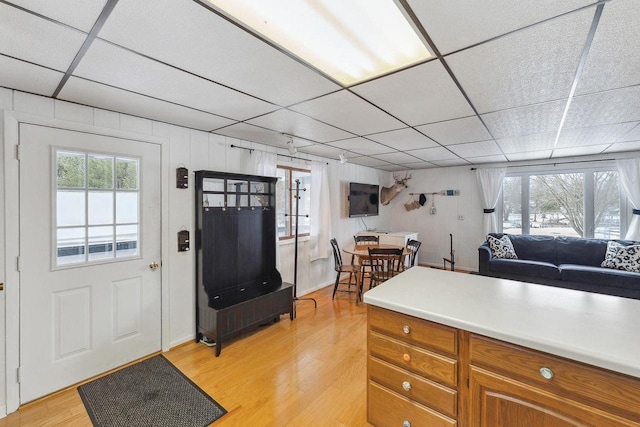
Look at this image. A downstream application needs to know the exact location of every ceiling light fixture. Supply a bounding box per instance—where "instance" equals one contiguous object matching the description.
[339,151,348,164]
[206,0,433,86]
[286,137,298,155]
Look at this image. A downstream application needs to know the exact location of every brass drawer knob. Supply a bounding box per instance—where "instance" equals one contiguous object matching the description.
[402,381,411,391]
[402,325,411,334]
[403,420,411,427]
[540,367,554,380]
[403,353,411,362]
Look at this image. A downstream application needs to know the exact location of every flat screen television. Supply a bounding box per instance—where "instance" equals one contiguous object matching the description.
[348,182,379,217]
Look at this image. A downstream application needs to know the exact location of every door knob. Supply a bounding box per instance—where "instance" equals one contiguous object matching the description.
[149,261,160,270]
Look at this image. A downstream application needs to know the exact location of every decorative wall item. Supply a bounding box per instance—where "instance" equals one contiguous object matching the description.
[176,166,189,188]
[177,229,190,252]
[380,172,411,205]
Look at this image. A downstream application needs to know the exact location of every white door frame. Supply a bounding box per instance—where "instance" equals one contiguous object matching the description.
[2,110,171,414]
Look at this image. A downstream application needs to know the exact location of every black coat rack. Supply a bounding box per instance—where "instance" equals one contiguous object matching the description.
[286,179,317,318]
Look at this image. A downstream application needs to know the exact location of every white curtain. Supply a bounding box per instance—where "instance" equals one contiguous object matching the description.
[476,167,507,235]
[309,161,332,261]
[248,150,277,177]
[617,158,640,240]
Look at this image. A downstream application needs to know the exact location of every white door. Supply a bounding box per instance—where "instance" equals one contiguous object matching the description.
[18,124,162,403]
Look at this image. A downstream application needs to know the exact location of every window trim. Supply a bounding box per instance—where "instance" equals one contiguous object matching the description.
[277,164,311,241]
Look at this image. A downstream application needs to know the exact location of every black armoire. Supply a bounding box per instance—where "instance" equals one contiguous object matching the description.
[195,171,293,356]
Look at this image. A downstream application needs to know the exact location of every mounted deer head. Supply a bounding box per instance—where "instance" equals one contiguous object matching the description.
[380,172,411,205]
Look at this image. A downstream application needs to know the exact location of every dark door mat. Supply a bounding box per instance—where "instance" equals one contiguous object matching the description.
[78,355,226,426]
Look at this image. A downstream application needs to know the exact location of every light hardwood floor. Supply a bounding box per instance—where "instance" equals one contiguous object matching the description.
[1,285,372,426]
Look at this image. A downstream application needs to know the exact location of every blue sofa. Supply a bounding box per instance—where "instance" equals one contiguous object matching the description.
[478,233,640,300]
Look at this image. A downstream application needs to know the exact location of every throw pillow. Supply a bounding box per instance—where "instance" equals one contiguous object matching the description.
[487,235,518,259]
[601,240,624,267]
[602,245,640,273]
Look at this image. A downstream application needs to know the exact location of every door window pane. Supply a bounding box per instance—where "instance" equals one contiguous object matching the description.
[88,154,113,189]
[116,225,139,258]
[116,192,138,224]
[116,158,138,190]
[57,227,85,265]
[88,226,114,261]
[57,191,85,227]
[57,152,85,188]
[88,192,113,225]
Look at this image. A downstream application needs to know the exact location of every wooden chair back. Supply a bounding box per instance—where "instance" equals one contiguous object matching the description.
[368,247,404,286]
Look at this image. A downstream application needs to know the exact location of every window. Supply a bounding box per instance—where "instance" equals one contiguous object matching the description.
[277,165,311,240]
[55,150,140,266]
[500,169,621,238]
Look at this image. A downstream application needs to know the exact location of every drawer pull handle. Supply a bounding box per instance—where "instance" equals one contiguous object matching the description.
[403,421,411,427]
[402,325,411,334]
[540,367,554,380]
[403,353,411,362]
[402,381,411,391]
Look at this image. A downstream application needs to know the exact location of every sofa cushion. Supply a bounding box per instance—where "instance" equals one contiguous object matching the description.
[560,264,640,288]
[555,236,608,267]
[507,234,557,264]
[489,259,560,280]
[487,235,518,259]
[601,245,640,273]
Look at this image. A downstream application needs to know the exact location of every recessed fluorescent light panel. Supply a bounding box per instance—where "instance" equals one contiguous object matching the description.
[207,0,433,85]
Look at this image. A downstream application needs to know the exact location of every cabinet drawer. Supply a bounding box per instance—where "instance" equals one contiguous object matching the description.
[369,306,457,356]
[368,381,456,427]
[369,356,457,418]
[471,334,640,422]
[370,331,457,387]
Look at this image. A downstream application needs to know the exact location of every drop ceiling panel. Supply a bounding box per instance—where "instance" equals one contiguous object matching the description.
[408,147,459,162]
[407,0,595,54]
[447,140,502,158]
[402,161,437,169]
[552,144,609,157]
[327,137,394,156]
[446,8,593,113]
[556,123,638,148]
[371,152,421,164]
[618,124,640,142]
[506,150,552,161]
[576,0,640,95]
[351,61,474,126]
[365,128,439,151]
[213,123,291,148]
[563,86,640,128]
[0,56,63,96]
[298,143,344,159]
[74,40,277,120]
[247,109,353,142]
[289,90,405,135]
[59,77,235,131]
[496,132,556,154]
[97,0,339,106]
[416,116,492,145]
[348,157,392,167]
[0,4,87,71]
[430,159,470,167]
[481,100,566,139]
[604,140,640,153]
[468,154,508,164]
[9,0,107,32]
[379,164,410,172]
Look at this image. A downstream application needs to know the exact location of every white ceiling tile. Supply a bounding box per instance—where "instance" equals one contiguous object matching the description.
[298,143,344,159]
[408,146,459,162]
[0,3,86,71]
[327,137,394,156]
[481,100,566,139]
[506,150,552,161]
[289,90,405,135]
[10,0,107,32]
[247,109,353,142]
[468,154,508,164]
[378,164,410,171]
[59,77,235,131]
[0,56,62,96]
[407,0,595,54]
[447,140,502,157]
[576,0,640,94]
[351,61,474,125]
[446,8,593,113]
[416,116,491,145]
[348,157,393,167]
[563,86,640,128]
[213,123,291,148]
[604,140,640,153]
[617,123,640,142]
[97,0,339,106]
[430,159,470,167]
[402,161,438,169]
[365,128,439,151]
[496,133,556,154]
[551,144,610,157]
[556,123,638,148]
[74,40,277,121]
[371,152,422,164]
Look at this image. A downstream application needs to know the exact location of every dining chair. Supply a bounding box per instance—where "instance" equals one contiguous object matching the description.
[330,238,360,300]
[405,239,422,269]
[353,235,379,290]
[368,247,404,288]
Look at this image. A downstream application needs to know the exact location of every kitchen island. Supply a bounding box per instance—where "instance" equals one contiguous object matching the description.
[363,266,640,426]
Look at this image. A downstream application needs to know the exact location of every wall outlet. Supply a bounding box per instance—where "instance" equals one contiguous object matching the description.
[457,215,464,220]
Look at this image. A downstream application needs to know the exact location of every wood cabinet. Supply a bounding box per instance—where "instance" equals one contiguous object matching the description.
[195,171,293,356]
[367,306,640,426]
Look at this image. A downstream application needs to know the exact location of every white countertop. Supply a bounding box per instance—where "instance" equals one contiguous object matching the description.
[363,267,640,379]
